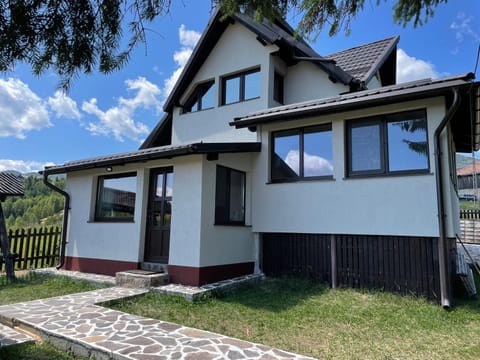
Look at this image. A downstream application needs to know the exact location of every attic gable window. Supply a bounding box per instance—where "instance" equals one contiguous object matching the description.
[346,109,429,177]
[221,68,260,105]
[183,80,215,113]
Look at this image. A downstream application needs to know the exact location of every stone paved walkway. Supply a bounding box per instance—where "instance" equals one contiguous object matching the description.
[0,286,315,359]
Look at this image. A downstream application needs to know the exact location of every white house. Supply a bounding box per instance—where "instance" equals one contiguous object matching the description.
[43,10,480,306]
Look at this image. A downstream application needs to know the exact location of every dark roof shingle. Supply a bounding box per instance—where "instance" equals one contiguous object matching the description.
[325,36,399,83]
[0,172,24,199]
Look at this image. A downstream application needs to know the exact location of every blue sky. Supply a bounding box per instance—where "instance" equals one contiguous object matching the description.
[0,0,479,173]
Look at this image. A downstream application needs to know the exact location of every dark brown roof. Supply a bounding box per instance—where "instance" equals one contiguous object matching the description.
[231,73,480,153]
[43,142,261,175]
[325,36,399,85]
[0,172,24,199]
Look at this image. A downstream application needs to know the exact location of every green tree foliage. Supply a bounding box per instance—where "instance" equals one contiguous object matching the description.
[0,0,447,88]
[3,176,65,230]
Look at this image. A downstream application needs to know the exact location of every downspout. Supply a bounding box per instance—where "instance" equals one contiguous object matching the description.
[434,88,461,309]
[43,171,70,269]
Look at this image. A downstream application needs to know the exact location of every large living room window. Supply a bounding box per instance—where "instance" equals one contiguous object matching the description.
[271,124,333,182]
[221,68,260,105]
[215,166,246,225]
[347,109,429,177]
[95,172,137,222]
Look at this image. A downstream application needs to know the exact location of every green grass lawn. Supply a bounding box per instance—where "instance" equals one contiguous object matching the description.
[0,272,109,360]
[108,277,480,360]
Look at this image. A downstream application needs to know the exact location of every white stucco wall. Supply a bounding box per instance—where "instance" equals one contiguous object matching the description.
[199,153,255,267]
[172,23,274,145]
[168,155,203,267]
[251,97,452,238]
[65,165,146,263]
[284,62,347,104]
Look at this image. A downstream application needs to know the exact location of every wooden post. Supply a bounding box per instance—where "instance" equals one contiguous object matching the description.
[331,234,337,289]
[0,201,15,281]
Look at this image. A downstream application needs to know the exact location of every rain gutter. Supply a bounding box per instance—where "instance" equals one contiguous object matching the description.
[434,88,461,309]
[42,171,69,270]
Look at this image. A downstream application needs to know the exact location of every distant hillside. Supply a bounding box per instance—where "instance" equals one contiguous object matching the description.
[2,175,65,230]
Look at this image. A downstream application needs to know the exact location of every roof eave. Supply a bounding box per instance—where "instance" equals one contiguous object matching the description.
[42,142,262,175]
[231,74,477,129]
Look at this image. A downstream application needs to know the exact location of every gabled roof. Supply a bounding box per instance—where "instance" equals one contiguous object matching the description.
[0,172,24,200]
[231,73,480,153]
[43,142,261,175]
[325,36,399,86]
[139,113,172,149]
[163,9,356,113]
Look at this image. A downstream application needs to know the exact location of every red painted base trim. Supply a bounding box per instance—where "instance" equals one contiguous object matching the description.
[64,256,139,276]
[168,262,254,286]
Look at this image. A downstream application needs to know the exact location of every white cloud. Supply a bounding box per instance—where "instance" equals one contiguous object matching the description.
[285,150,333,176]
[396,48,440,83]
[0,159,55,173]
[162,25,201,97]
[48,90,81,120]
[0,78,51,139]
[451,12,480,43]
[81,77,161,142]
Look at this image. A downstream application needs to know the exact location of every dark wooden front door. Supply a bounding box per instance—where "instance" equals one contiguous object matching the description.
[144,167,173,263]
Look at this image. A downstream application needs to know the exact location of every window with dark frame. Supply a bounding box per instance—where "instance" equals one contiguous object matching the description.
[221,68,260,105]
[215,166,246,225]
[271,124,333,182]
[95,172,137,222]
[273,71,284,104]
[346,109,429,177]
[182,80,215,113]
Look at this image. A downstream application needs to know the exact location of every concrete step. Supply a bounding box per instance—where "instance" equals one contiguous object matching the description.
[141,262,168,273]
[116,269,169,288]
[0,323,35,347]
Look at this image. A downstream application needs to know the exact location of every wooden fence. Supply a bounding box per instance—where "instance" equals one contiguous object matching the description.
[262,233,443,301]
[1,226,61,272]
[460,209,480,244]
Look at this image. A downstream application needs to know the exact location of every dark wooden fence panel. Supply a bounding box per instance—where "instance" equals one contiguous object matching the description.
[262,233,331,283]
[262,233,441,301]
[1,226,61,272]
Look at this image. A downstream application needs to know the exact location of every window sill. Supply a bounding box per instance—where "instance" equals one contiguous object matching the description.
[214,223,251,227]
[344,171,432,180]
[267,176,335,184]
[220,96,260,107]
[181,106,214,115]
[87,219,135,224]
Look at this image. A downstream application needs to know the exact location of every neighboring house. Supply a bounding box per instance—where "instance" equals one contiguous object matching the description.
[457,162,480,199]
[43,10,480,307]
